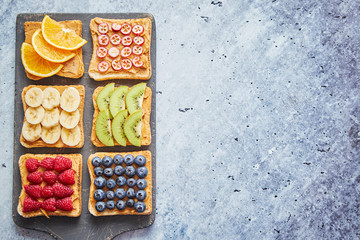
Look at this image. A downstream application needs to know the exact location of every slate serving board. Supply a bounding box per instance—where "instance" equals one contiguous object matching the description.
[12,13,156,240]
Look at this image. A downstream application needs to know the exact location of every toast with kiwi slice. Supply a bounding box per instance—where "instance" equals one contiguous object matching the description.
[90,83,152,147]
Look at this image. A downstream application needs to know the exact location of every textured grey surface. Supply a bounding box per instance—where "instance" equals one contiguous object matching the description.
[1,0,359,239]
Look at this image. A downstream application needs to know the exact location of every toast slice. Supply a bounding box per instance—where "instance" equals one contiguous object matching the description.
[24,20,84,80]
[17,154,82,218]
[88,17,152,81]
[20,85,85,148]
[90,86,151,147]
[88,151,152,216]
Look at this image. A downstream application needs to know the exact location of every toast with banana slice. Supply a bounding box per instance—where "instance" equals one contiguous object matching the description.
[20,85,85,148]
[17,154,82,218]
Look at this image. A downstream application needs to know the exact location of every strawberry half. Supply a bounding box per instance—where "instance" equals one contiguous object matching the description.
[40,157,55,170]
[25,158,40,172]
[55,197,73,211]
[23,196,41,212]
[54,156,72,173]
[27,171,42,184]
[41,198,56,212]
[42,171,57,185]
[41,185,54,199]
[24,184,42,199]
[53,183,74,198]
[58,169,75,185]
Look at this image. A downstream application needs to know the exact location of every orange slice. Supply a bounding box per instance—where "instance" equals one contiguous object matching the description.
[41,15,87,51]
[32,29,76,63]
[21,42,63,78]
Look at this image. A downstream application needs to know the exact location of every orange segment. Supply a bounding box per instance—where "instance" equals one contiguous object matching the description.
[21,42,63,78]
[32,29,76,63]
[41,15,87,51]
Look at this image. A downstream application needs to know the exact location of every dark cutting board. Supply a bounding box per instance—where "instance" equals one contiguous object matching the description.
[12,13,156,240]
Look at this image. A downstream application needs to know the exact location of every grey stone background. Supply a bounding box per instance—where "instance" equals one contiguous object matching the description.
[1,0,359,239]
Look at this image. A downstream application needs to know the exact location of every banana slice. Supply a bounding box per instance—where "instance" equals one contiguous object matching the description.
[22,121,41,142]
[25,87,44,107]
[25,106,45,125]
[60,87,80,112]
[59,109,80,129]
[42,87,60,110]
[41,108,60,128]
[41,124,61,144]
[61,125,81,146]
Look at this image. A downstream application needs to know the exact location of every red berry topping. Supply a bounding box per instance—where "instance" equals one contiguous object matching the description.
[43,171,57,185]
[41,185,54,198]
[25,158,40,172]
[53,183,74,198]
[55,197,73,211]
[23,196,41,212]
[41,198,57,212]
[58,169,75,185]
[24,185,42,199]
[27,171,42,184]
[54,156,72,173]
[40,157,55,170]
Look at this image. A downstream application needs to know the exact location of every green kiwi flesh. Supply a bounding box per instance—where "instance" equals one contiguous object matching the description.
[124,110,142,147]
[96,109,114,146]
[125,83,146,115]
[109,86,128,117]
[111,110,128,146]
[97,83,115,113]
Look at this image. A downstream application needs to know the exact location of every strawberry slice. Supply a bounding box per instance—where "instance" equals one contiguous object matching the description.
[132,25,144,35]
[111,22,121,32]
[27,171,42,184]
[121,36,132,46]
[120,23,132,35]
[58,169,75,185]
[120,47,132,58]
[121,59,132,70]
[108,47,120,58]
[23,196,41,212]
[133,36,144,45]
[110,34,121,45]
[41,197,56,212]
[132,45,143,55]
[24,184,42,199]
[111,59,122,71]
[25,158,40,172]
[96,47,107,58]
[53,183,74,198]
[98,61,109,72]
[55,197,73,211]
[98,34,109,46]
[98,23,109,34]
[132,56,144,68]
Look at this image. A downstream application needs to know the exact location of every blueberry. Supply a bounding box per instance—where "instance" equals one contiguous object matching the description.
[127,178,136,187]
[136,190,147,201]
[127,188,136,198]
[134,155,146,166]
[124,154,135,165]
[126,199,135,208]
[116,200,126,210]
[94,189,106,201]
[94,167,103,176]
[92,156,102,167]
[115,188,126,199]
[103,168,114,178]
[134,201,146,213]
[113,154,124,165]
[106,190,115,200]
[136,167,148,178]
[136,179,148,190]
[125,166,136,177]
[95,201,106,212]
[94,176,106,188]
[102,156,113,167]
[116,176,126,186]
[106,200,115,210]
[106,178,116,189]
[114,165,125,176]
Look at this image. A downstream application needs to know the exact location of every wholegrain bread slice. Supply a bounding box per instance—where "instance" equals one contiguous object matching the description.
[90,86,151,147]
[88,151,152,216]
[88,17,152,81]
[24,20,84,80]
[20,85,85,148]
[17,153,82,218]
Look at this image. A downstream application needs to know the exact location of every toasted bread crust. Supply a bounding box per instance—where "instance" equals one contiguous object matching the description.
[90,86,152,147]
[88,151,152,216]
[88,17,152,81]
[17,154,82,218]
[24,20,84,80]
[20,85,85,148]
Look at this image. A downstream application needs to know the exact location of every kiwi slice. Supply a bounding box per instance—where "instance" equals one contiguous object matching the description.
[112,110,128,146]
[109,86,128,117]
[95,109,114,146]
[97,83,115,113]
[124,110,142,147]
[125,83,146,115]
